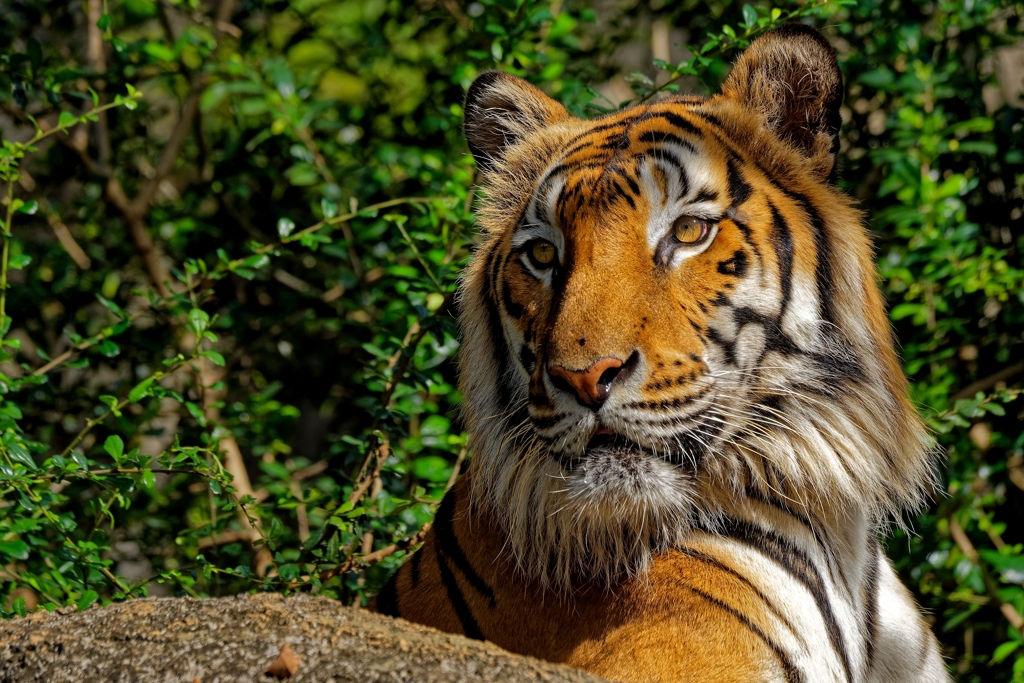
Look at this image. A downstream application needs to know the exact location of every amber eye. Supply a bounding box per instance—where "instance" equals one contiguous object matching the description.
[672,216,710,244]
[529,239,557,268]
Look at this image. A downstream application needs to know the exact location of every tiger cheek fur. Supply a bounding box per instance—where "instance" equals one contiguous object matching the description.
[373,24,949,683]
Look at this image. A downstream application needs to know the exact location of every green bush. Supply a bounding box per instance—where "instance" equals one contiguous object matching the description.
[0,0,1021,679]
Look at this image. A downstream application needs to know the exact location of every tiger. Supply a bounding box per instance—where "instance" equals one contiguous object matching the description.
[370,24,948,683]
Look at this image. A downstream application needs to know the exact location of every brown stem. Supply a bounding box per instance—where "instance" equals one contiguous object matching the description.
[317,522,431,583]
[47,212,92,269]
[346,441,390,506]
[104,179,172,297]
[290,124,363,280]
[86,0,111,166]
[951,362,1024,400]
[949,517,1024,631]
[444,446,468,494]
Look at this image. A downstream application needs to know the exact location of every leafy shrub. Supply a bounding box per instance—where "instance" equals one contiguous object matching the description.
[0,0,1021,679]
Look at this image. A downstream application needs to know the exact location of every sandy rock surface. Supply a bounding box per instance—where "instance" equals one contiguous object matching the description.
[0,593,610,683]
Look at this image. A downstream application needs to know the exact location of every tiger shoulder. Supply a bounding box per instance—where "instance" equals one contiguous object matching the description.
[371,23,949,683]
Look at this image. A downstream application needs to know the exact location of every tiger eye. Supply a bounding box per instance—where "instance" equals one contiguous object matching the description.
[672,216,708,244]
[530,240,557,266]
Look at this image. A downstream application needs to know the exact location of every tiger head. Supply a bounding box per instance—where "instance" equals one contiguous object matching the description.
[457,25,933,588]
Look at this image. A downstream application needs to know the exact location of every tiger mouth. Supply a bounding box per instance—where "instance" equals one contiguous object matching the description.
[578,428,708,473]
[585,433,645,457]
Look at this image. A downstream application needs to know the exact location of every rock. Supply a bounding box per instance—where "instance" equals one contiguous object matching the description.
[0,593,609,683]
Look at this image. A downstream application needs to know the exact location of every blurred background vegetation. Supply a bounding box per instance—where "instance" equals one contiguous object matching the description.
[0,0,1022,679]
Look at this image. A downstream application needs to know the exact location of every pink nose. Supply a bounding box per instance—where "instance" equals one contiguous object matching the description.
[549,357,625,409]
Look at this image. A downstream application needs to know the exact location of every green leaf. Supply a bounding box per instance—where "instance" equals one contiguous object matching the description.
[202,350,225,367]
[277,218,295,238]
[8,254,32,269]
[77,590,99,611]
[97,340,120,357]
[412,456,451,483]
[104,435,125,460]
[188,308,210,335]
[6,442,37,470]
[0,540,30,560]
[58,111,78,129]
[15,200,37,215]
[889,302,922,321]
[992,640,1021,664]
[96,13,111,30]
[741,5,758,28]
[321,198,338,219]
[128,377,155,403]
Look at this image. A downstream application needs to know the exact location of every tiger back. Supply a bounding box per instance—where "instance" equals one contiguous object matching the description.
[371,24,948,683]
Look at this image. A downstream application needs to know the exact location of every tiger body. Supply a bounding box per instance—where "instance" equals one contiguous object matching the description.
[372,25,947,682]
[378,476,939,682]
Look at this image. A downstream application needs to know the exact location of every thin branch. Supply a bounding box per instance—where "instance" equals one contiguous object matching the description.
[289,123,363,280]
[346,440,390,506]
[86,0,112,165]
[221,196,444,275]
[949,516,1024,631]
[47,212,92,269]
[952,362,1024,400]
[317,522,431,583]
[444,446,468,493]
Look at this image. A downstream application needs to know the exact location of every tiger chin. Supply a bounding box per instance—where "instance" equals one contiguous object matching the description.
[371,24,949,683]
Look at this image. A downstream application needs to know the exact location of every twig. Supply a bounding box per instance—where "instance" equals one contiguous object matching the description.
[952,362,1024,400]
[8,467,219,484]
[342,290,454,508]
[444,446,468,493]
[347,440,390,506]
[47,213,92,269]
[222,196,443,275]
[99,0,237,297]
[317,522,431,583]
[196,528,259,550]
[86,0,112,166]
[949,517,1024,631]
[289,123,363,280]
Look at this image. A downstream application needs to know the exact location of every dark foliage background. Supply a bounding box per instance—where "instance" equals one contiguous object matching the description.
[0,0,1022,679]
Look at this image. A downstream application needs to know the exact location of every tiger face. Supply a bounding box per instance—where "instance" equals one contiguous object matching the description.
[458,25,932,587]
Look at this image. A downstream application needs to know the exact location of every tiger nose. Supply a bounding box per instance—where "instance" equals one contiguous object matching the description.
[549,356,625,410]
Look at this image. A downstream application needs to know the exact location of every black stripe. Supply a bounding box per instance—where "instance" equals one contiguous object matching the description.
[691,111,723,128]
[721,518,853,683]
[375,575,400,618]
[727,156,752,207]
[693,188,718,203]
[499,256,525,316]
[410,547,422,586]
[745,486,848,594]
[611,179,636,209]
[679,582,805,683]
[481,241,515,407]
[435,546,485,640]
[768,201,795,316]
[652,111,701,136]
[863,539,880,671]
[433,491,496,607]
[778,188,838,327]
[623,173,641,197]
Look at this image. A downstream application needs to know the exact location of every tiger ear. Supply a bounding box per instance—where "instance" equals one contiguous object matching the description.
[722,24,843,180]
[464,71,570,173]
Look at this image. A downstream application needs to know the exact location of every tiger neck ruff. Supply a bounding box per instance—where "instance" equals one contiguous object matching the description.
[373,24,947,683]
